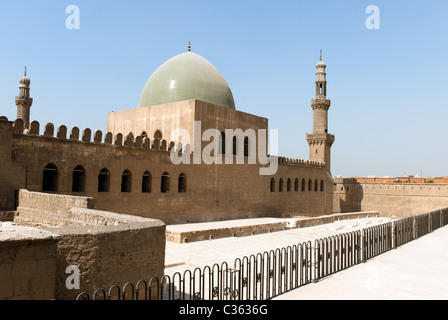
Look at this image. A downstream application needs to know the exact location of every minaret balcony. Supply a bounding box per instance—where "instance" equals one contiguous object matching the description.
[311,97,331,110]
[306,132,335,146]
[15,96,33,107]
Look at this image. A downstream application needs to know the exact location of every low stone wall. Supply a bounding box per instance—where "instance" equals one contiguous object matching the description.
[15,190,95,228]
[287,211,379,229]
[53,214,165,300]
[0,222,60,300]
[2,190,166,300]
[166,219,288,243]
[165,213,379,244]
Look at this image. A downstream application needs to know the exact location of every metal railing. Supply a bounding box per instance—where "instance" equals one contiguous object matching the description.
[76,208,448,300]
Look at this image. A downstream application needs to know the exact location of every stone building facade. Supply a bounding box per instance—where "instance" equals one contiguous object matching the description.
[0,49,335,224]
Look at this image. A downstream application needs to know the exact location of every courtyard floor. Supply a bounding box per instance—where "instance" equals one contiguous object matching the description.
[164,216,448,300]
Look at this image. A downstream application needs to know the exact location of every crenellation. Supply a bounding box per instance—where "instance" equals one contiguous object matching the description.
[161,139,167,151]
[57,125,67,139]
[104,132,113,144]
[114,133,123,146]
[142,137,151,149]
[134,135,142,148]
[29,121,39,135]
[152,138,160,150]
[278,156,325,169]
[43,123,54,137]
[70,127,79,140]
[82,128,91,143]
[8,119,166,153]
[13,119,24,134]
[124,133,134,146]
[93,130,102,143]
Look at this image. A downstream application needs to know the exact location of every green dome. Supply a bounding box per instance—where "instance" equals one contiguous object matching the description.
[139,51,236,109]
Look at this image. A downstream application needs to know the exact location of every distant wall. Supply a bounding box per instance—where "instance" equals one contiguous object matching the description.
[334,178,448,218]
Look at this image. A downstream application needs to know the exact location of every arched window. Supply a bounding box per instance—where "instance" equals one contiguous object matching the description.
[220,132,226,155]
[161,172,170,193]
[72,165,86,192]
[287,178,291,192]
[270,178,275,192]
[98,168,110,192]
[141,131,148,138]
[142,171,151,193]
[244,137,249,157]
[178,173,187,193]
[43,163,58,192]
[302,179,306,192]
[121,169,132,193]
[314,179,318,192]
[308,179,312,191]
[279,178,284,192]
[233,136,237,155]
[320,180,324,192]
[295,178,299,192]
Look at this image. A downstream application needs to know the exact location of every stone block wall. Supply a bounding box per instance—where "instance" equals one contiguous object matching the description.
[0,117,25,211]
[3,190,166,300]
[6,116,333,224]
[53,218,165,300]
[334,178,448,218]
[0,223,60,300]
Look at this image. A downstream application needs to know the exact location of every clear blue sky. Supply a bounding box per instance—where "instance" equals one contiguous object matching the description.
[0,0,447,178]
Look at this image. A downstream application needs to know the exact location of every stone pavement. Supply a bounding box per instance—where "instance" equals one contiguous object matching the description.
[164,216,389,274]
[164,216,448,300]
[273,225,448,300]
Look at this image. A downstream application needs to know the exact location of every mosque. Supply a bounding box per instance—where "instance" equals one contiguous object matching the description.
[0,46,335,224]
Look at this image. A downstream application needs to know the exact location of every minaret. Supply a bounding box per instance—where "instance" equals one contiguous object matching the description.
[306,51,335,172]
[15,67,33,129]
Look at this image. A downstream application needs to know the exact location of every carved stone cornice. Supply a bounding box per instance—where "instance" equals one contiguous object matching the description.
[311,97,331,110]
[15,96,33,108]
[306,133,335,147]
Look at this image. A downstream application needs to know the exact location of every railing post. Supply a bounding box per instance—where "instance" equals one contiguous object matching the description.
[391,222,396,250]
[412,216,416,240]
[429,213,433,233]
[312,241,319,283]
[360,230,366,263]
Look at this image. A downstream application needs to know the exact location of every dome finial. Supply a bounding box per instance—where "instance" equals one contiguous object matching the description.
[24,66,27,77]
[320,50,322,62]
[188,41,191,52]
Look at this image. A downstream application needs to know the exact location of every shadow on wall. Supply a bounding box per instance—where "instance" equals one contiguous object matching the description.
[338,178,363,213]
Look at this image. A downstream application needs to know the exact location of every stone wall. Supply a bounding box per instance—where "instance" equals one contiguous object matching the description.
[5,190,166,300]
[0,117,25,211]
[15,190,94,228]
[334,178,448,218]
[52,217,165,300]
[4,113,333,224]
[0,222,60,300]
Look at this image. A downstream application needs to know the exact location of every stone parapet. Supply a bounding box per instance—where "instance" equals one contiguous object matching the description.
[6,190,166,300]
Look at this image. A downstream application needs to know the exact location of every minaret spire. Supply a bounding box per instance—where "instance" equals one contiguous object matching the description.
[15,67,33,130]
[306,52,335,173]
